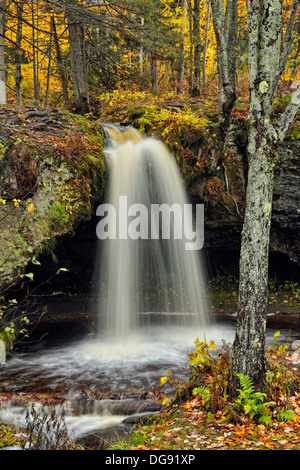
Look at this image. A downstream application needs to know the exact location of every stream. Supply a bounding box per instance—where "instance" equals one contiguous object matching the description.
[0,312,299,449]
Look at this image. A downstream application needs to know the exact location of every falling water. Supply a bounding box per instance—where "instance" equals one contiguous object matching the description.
[96,125,209,339]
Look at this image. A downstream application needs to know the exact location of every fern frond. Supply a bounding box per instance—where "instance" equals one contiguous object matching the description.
[236,373,255,396]
[258,414,273,426]
[277,408,296,423]
[192,386,211,403]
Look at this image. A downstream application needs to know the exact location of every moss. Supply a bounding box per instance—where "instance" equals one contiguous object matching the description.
[0,110,106,287]
[48,202,69,229]
[0,423,26,449]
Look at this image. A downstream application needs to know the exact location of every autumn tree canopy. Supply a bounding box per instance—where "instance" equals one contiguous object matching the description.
[0,0,298,111]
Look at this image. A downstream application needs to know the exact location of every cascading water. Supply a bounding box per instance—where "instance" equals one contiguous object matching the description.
[96,125,209,340]
[1,126,299,449]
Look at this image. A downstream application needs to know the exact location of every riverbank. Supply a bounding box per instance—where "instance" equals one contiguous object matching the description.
[107,336,300,451]
[0,304,299,451]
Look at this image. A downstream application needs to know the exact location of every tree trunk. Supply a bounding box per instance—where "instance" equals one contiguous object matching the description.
[192,0,201,96]
[230,0,300,394]
[45,15,53,107]
[67,10,89,104]
[0,0,7,104]
[211,0,237,144]
[231,130,275,392]
[177,0,186,94]
[31,0,40,101]
[150,51,158,96]
[202,1,210,87]
[15,0,24,105]
[52,16,70,106]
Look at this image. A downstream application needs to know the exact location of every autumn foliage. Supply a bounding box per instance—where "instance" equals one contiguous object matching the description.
[109,334,300,451]
[1,0,299,108]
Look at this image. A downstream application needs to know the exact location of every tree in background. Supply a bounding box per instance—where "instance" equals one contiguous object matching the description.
[0,0,7,104]
[210,0,238,144]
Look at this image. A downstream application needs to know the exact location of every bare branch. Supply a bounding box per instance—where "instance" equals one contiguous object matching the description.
[275,84,300,140]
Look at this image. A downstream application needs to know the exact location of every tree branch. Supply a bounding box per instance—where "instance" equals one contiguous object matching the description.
[275,84,300,140]
[267,0,300,104]
[245,0,259,93]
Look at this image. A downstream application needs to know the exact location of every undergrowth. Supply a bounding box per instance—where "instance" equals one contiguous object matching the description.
[210,274,300,309]
[108,332,300,450]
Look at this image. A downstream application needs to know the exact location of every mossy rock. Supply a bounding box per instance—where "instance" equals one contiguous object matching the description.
[0,107,106,287]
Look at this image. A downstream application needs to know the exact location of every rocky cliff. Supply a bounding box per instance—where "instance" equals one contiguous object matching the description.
[0,104,299,292]
[0,107,106,288]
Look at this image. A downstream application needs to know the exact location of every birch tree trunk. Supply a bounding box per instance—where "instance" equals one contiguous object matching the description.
[210,0,237,144]
[231,0,300,393]
[0,0,7,105]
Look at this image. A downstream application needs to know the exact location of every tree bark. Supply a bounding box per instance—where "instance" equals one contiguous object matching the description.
[31,0,40,101]
[231,0,300,394]
[210,0,238,144]
[150,51,158,96]
[231,130,275,391]
[15,0,24,105]
[202,0,210,87]
[177,0,187,94]
[67,8,89,104]
[0,0,7,104]
[45,15,54,107]
[192,0,201,96]
[52,16,70,106]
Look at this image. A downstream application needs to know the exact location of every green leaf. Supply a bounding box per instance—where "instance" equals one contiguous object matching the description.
[25,272,34,280]
[56,267,69,274]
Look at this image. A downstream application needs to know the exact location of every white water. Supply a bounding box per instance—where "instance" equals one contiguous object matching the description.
[96,125,209,340]
[0,126,220,446]
[2,127,299,447]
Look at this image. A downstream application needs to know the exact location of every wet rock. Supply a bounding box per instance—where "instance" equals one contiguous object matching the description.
[290,351,300,365]
[291,340,300,351]
[122,411,160,424]
[0,106,106,288]
[0,340,5,365]
[271,140,300,266]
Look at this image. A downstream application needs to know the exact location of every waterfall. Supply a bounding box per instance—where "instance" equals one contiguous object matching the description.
[96,125,209,339]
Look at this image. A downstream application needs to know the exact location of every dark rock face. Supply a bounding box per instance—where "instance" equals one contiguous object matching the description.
[201,138,300,273]
[271,140,300,266]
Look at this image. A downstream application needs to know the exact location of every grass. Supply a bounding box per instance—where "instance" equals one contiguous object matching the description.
[210,274,300,310]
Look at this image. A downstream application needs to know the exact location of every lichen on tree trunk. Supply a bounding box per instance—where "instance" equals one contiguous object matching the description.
[231,129,276,391]
[230,0,300,394]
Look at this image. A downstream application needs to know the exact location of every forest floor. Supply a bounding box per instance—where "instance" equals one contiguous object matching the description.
[107,330,300,452]
[109,392,300,451]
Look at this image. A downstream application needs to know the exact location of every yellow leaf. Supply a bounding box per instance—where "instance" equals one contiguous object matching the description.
[1,198,6,205]
[208,340,217,351]
[13,198,21,207]
[162,397,169,406]
[27,203,35,214]
[160,376,168,385]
